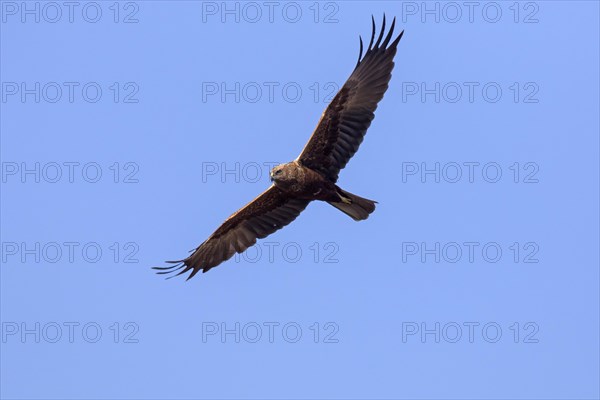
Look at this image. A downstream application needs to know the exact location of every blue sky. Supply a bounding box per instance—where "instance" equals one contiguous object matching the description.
[1,1,599,399]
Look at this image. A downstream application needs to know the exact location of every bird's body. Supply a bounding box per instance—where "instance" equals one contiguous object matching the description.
[155,15,404,280]
[270,161,338,202]
[271,160,376,218]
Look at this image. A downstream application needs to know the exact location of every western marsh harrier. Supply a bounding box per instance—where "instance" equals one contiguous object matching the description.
[155,15,404,280]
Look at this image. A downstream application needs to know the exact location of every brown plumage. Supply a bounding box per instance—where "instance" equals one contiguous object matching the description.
[154,15,403,280]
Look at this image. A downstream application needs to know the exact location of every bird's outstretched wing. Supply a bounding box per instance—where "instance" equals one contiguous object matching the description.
[154,185,309,280]
[297,15,403,182]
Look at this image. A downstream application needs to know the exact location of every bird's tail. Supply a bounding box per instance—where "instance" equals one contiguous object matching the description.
[328,188,377,221]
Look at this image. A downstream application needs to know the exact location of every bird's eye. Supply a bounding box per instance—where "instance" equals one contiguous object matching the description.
[275,170,281,175]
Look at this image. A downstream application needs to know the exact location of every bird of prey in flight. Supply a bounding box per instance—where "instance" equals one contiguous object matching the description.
[155,15,403,280]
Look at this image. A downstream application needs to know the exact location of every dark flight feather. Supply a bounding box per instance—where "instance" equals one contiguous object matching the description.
[153,186,309,280]
[297,15,404,182]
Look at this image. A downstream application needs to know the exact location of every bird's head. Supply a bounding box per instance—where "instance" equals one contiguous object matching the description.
[270,164,285,182]
[270,162,297,183]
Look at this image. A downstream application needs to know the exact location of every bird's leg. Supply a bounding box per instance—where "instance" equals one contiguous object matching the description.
[337,191,353,204]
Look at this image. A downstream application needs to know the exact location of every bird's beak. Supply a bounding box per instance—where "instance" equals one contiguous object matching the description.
[269,172,274,181]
